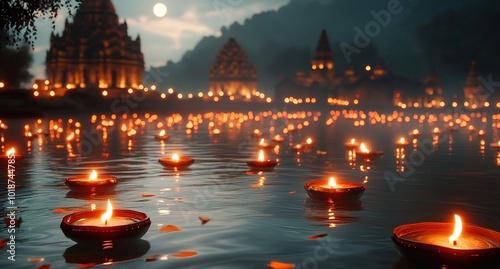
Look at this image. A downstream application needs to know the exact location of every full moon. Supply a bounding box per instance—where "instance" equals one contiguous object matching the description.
[153,3,168,17]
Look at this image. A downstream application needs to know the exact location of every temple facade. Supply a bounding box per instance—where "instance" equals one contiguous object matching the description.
[45,0,144,97]
[209,37,257,99]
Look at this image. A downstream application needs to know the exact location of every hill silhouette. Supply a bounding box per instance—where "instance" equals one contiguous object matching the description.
[153,0,489,97]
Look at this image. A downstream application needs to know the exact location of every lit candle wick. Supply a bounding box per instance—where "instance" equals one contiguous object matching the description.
[453,240,457,246]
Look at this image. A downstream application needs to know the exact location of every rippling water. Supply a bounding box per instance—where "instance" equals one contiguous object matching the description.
[0,109,499,269]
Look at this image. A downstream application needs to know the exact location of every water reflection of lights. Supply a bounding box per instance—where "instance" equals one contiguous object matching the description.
[396,148,406,172]
[304,199,362,228]
[497,152,500,167]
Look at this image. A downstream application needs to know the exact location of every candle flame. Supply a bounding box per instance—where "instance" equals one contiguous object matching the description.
[258,150,265,162]
[159,129,165,136]
[498,141,500,147]
[360,143,370,153]
[101,199,113,224]
[350,138,356,144]
[449,214,463,245]
[275,135,281,140]
[306,138,312,144]
[399,137,405,144]
[433,127,440,134]
[328,177,336,188]
[89,170,98,180]
[6,147,15,157]
[412,129,419,135]
[260,138,265,145]
[172,153,179,162]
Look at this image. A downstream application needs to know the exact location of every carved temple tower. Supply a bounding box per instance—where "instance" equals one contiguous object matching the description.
[45,0,144,97]
[209,37,257,99]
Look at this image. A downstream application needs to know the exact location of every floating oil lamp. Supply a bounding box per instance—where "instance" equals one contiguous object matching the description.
[490,141,500,149]
[65,170,117,194]
[250,129,262,138]
[478,130,485,137]
[0,147,23,161]
[24,131,38,140]
[246,149,278,171]
[392,214,500,268]
[271,134,285,143]
[291,143,302,153]
[468,125,476,134]
[433,127,442,135]
[304,177,366,201]
[344,138,360,149]
[60,199,151,243]
[355,143,383,158]
[158,153,194,169]
[396,137,410,147]
[154,129,169,140]
[258,138,275,149]
[410,129,421,138]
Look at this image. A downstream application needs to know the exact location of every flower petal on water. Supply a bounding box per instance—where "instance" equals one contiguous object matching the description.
[198,215,211,225]
[160,224,182,232]
[145,254,161,262]
[27,257,45,263]
[288,191,296,195]
[36,264,51,269]
[307,233,328,240]
[171,251,197,258]
[141,193,155,197]
[267,261,295,269]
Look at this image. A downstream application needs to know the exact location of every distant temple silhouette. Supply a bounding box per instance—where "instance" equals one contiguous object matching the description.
[209,37,257,99]
[463,61,488,108]
[275,29,437,107]
[45,0,144,97]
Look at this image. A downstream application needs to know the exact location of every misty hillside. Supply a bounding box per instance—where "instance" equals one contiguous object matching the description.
[154,0,495,96]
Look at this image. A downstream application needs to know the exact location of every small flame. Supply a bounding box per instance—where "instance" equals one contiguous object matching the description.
[412,129,419,135]
[399,137,406,144]
[172,153,179,162]
[360,143,370,153]
[433,127,440,134]
[101,199,113,224]
[6,147,15,157]
[91,204,96,211]
[498,141,500,147]
[328,177,336,188]
[306,138,312,144]
[350,138,356,144]
[449,214,463,245]
[159,130,166,136]
[89,170,98,180]
[274,135,282,140]
[253,129,260,134]
[260,138,265,145]
[258,150,265,162]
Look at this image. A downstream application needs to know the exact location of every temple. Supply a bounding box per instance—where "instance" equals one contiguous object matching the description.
[209,37,257,100]
[463,61,487,108]
[275,29,426,106]
[45,0,144,97]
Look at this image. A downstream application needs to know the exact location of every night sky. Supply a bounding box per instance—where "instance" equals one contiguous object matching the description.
[30,0,289,81]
